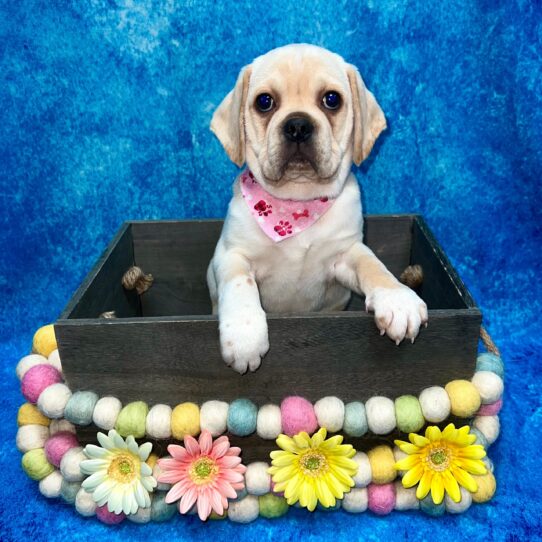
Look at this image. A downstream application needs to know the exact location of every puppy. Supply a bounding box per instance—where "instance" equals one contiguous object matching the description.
[207,44,427,373]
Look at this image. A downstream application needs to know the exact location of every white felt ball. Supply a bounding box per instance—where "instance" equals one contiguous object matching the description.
[60,446,86,482]
[200,400,229,437]
[153,457,171,491]
[352,452,372,488]
[228,495,259,523]
[128,505,152,523]
[245,462,270,496]
[49,419,76,435]
[146,404,172,439]
[37,383,72,419]
[16,424,50,452]
[75,488,97,517]
[445,486,472,514]
[16,354,48,380]
[394,483,419,510]
[365,396,396,434]
[47,349,62,374]
[314,396,345,432]
[342,488,368,513]
[39,470,63,498]
[256,404,282,440]
[419,386,451,423]
[92,396,122,430]
[473,415,500,445]
[471,371,504,404]
[393,446,408,478]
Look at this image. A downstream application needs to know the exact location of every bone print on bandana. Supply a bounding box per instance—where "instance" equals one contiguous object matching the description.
[240,170,336,242]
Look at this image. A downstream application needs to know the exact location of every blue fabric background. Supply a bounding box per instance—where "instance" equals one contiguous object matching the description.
[1,1,540,540]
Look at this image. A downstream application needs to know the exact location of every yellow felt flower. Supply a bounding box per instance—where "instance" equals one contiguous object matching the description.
[394,423,487,505]
[268,428,357,511]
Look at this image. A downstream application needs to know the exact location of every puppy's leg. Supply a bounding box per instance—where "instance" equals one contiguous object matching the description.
[212,251,269,373]
[206,260,218,314]
[334,242,428,344]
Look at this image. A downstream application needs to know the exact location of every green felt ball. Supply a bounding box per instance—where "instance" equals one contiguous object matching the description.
[60,479,81,504]
[395,395,425,433]
[343,402,368,437]
[115,401,149,438]
[22,448,54,481]
[258,494,289,518]
[65,391,99,426]
[209,510,228,520]
[151,492,177,522]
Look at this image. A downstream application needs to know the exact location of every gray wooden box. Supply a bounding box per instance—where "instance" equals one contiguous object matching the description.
[55,216,481,460]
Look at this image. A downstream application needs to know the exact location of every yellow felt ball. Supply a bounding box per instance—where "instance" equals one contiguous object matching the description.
[22,448,54,481]
[146,453,159,470]
[444,380,481,418]
[18,403,50,427]
[367,445,396,484]
[471,472,496,503]
[171,402,200,440]
[32,325,58,357]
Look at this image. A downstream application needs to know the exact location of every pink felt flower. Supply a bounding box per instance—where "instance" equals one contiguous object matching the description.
[157,430,246,520]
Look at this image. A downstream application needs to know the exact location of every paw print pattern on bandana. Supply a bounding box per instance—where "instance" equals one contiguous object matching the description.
[239,170,335,242]
[273,220,293,237]
[254,200,273,216]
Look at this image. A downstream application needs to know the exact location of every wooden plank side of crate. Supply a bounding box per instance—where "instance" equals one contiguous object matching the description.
[59,223,140,320]
[130,220,224,317]
[74,414,472,463]
[129,216,414,317]
[56,308,481,407]
[411,217,476,310]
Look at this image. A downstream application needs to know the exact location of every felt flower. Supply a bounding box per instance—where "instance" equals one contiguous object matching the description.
[268,428,357,511]
[157,430,246,521]
[394,423,487,504]
[80,429,157,515]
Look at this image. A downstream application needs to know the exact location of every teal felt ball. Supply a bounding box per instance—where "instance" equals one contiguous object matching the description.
[227,399,258,436]
[476,353,504,379]
[64,391,99,426]
[420,494,446,517]
[343,402,368,437]
[60,479,81,504]
[470,427,489,448]
[151,492,177,522]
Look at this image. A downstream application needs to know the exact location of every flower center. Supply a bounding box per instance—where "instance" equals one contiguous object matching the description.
[190,457,218,485]
[427,446,451,471]
[107,454,139,483]
[300,452,328,476]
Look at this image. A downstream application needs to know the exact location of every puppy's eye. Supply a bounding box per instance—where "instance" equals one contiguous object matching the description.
[322,91,341,110]
[255,93,275,112]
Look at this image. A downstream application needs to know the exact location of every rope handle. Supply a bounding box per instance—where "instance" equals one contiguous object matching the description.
[480,326,500,357]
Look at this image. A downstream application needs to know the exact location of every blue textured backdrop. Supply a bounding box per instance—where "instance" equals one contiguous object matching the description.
[1,1,541,540]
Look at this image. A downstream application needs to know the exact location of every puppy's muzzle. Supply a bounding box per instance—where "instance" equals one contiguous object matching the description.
[283,115,314,143]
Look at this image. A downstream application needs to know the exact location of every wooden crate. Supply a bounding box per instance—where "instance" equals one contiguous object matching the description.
[55,215,481,460]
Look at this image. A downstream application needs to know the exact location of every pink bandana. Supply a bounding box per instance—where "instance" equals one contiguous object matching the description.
[240,170,336,242]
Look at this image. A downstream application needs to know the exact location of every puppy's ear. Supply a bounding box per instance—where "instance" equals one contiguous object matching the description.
[347,65,387,166]
[210,65,252,167]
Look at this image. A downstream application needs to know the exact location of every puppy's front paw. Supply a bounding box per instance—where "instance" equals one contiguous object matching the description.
[219,309,269,373]
[366,286,428,344]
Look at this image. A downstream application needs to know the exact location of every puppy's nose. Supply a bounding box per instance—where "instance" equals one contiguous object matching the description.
[283,116,314,143]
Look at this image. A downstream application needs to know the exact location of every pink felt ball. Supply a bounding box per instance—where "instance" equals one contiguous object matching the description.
[96,505,126,524]
[281,396,318,436]
[477,398,503,416]
[367,483,396,515]
[44,431,79,467]
[21,364,62,404]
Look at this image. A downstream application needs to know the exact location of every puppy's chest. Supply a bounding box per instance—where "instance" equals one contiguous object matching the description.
[251,235,341,311]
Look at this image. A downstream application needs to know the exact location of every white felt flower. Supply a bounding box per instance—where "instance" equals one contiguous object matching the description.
[80,429,157,515]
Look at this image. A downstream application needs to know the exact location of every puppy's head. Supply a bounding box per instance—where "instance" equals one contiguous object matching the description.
[211,44,386,199]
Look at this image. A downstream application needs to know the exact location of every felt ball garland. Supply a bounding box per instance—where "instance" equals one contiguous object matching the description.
[14,323,503,523]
